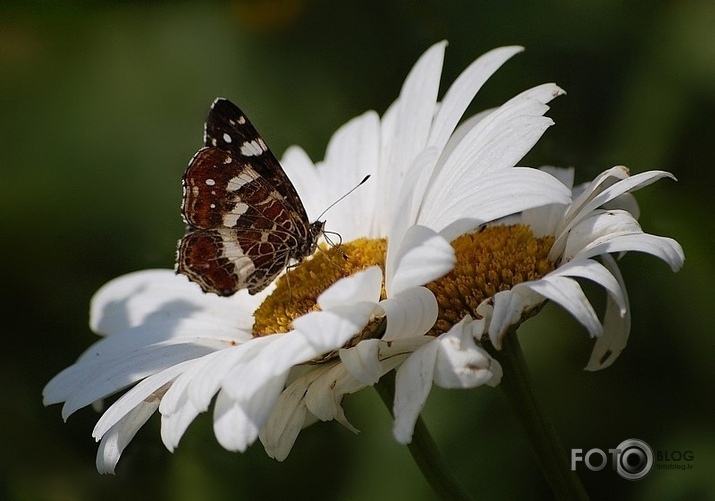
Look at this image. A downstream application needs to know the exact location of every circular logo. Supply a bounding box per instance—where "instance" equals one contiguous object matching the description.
[616,439,654,480]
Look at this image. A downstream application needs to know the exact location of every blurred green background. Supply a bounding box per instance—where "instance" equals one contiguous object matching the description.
[2,1,713,499]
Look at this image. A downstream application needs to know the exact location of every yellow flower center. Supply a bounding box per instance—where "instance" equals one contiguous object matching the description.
[252,238,387,336]
[426,224,555,336]
[252,225,555,344]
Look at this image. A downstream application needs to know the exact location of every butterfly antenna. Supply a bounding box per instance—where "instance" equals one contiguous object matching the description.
[315,175,371,221]
[322,230,348,261]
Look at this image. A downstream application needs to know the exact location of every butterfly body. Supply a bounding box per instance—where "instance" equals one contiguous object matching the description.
[177,98,323,296]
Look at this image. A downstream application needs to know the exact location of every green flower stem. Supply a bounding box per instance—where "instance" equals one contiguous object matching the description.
[375,371,473,501]
[485,331,589,500]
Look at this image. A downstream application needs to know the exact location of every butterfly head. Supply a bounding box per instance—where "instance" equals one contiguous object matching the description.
[305,220,326,257]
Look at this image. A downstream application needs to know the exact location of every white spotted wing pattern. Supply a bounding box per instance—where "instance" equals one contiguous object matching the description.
[177,98,324,296]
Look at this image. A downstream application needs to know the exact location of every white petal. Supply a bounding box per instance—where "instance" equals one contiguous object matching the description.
[579,233,684,273]
[393,340,439,444]
[46,342,220,419]
[517,276,602,338]
[374,99,399,237]
[436,109,494,168]
[93,359,193,440]
[554,170,677,253]
[160,393,201,452]
[304,363,364,428]
[562,210,685,272]
[259,374,317,461]
[213,375,286,452]
[392,147,441,247]
[224,303,377,403]
[581,169,673,215]
[563,210,642,259]
[386,225,455,296]
[419,83,566,229]
[339,339,383,385]
[388,41,445,178]
[381,42,446,225]
[262,404,310,461]
[341,338,425,386]
[481,287,544,349]
[318,111,381,239]
[433,317,502,389]
[408,46,525,224]
[296,111,381,240]
[428,46,524,152]
[434,168,572,241]
[520,167,574,237]
[96,400,159,474]
[158,350,241,451]
[186,337,274,412]
[293,302,379,353]
[219,337,297,403]
[71,316,244,370]
[90,269,262,336]
[539,166,575,189]
[280,145,322,220]
[379,287,438,342]
[317,266,382,310]
[432,83,561,183]
[586,255,631,370]
[550,258,627,316]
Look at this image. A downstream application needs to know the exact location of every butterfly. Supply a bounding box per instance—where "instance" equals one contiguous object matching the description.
[177,98,324,296]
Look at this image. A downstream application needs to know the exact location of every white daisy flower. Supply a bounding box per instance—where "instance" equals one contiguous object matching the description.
[43,41,572,472]
[392,164,685,443]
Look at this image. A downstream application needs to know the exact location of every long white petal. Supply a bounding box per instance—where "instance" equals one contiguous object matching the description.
[223,302,377,402]
[293,302,380,353]
[586,255,631,371]
[96,400,159,474]
[550,258,627,315]
[577,233,685,272]
[434,168,572,241]
[579,169,674,219]
[482,287,544,349]
[311,111,381,239]
[280,145,322,220]
[90,269,262,337]
[260,373,318,461]
[431,84,562,184]
[379,287,438,342]
[93,359,193,440]
[388,41,446,178]
[419,83,565,227]
[428,46,524,152]
[47,342,220,419]
[408,46,525,222]
[71,320,242,369]
[517,276,602,338]
[553,170,677,254]
[387,225,455,296]
[563,209,641,260]
[185,338,274,412]
[159,350,243,450]
[520,167,574,237]
[213,375,286,452]
[393,340,439,444]
[160,393,201,452]
[382,41,446,223]
[317,266,382,310]
[304,363,364,426]
[561,210,685,271]
[339,339,382,385]
[392,147,441,246]
[433,318,502,389]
